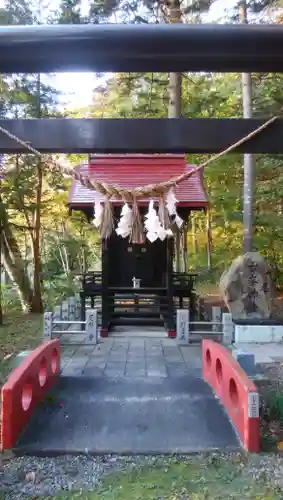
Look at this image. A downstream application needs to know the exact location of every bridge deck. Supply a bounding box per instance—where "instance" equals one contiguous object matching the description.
[15,372,240,455]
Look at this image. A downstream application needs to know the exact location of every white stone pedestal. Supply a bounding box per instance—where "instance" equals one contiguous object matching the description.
[176,309,190,345]
[222,313,234,345]
[234,324,283,343]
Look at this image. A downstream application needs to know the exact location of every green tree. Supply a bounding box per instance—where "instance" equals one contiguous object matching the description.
[57,0,83,24]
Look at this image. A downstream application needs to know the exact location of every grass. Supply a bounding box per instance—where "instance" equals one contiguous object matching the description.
[196,282,221,297]
[44,455,283,499]
[0,311,43,383]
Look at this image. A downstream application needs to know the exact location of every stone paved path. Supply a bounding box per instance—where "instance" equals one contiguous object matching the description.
[61,338,202,378]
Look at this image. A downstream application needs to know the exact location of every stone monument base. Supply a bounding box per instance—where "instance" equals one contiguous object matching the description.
[234,319,283,343]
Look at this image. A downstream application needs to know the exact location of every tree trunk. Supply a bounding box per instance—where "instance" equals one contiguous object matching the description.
[30,159,43,313]
[30,73,43,313]
[206,207,212,269]
[240,2,254,253]
[166,0,182,270]
[191,215,198,253]
[167,0,182,119]
[168,72,182,118]
[2,222,33,311]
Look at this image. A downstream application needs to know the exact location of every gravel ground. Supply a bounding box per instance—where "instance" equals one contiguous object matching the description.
[2,452,283,499]
[0,454,109,499]
[0,453,160,498]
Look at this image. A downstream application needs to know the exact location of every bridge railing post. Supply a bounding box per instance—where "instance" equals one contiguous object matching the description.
[43,312,52,340]
[176,309,190,345]
[222,312,234,345]
[85,309,98,344]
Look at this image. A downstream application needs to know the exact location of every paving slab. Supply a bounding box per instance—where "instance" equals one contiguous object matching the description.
[147,368,167,377]
[104,361,126,376]
[125,361,146,377]
[108,353,128,363]
[82,366,105,377]
[15,375,240,455]
[161,338,177,346]
[60,338,202,378]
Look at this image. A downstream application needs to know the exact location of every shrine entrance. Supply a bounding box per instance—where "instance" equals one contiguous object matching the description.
[108,235,166,288]
[107,234,168,333]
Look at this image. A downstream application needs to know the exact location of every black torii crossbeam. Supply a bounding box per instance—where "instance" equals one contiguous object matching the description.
[0,24,282,73]
[0,24,282,154]
[0,118,282,154]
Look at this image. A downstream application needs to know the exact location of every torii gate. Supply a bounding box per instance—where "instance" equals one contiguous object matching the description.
[0,23,281,154]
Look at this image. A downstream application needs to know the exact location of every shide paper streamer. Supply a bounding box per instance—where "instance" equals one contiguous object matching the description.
[94,188,184,242]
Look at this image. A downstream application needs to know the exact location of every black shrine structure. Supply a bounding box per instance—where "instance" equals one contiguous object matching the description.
[68,154,208,337]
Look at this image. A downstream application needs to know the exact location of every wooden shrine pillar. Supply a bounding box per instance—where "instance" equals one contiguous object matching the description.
[101,238,109,337]
[166,237,175,338]
[183,222,188,273]
[175,229,181,272]
[206,206,212,269]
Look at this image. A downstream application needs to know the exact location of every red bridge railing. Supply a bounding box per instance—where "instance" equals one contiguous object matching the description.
[1,339,60,450]
[202,339,260,453]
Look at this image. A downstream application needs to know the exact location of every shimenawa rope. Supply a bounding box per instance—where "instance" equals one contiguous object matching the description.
[0,115,278,199]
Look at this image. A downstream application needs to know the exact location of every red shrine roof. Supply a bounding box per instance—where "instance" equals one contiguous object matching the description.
[68,155,208,209]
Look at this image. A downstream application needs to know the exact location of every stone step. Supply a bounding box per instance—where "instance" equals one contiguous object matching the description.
[111,311,161,318]
[111,317,164,326]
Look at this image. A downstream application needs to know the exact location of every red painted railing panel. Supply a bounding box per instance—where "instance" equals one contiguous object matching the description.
[1,340,60,450]
[202,339,260,453]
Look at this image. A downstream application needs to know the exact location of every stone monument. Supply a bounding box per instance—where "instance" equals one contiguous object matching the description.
[220,252,273,320]
[220,252,282,343]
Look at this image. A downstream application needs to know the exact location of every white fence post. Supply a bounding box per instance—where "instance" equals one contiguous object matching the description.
[212,306,222,333]
[54,305,61,319]
[176,309,190,345]
[52,305,61,334]
[222,312,234,345]
[75,293,81,320]
[85,309,98,344]
[69,296,75,322]
[67,298,71,321]
[44,312,52,340]
[61,300,69,331]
